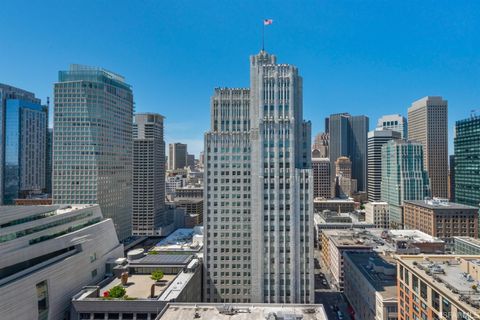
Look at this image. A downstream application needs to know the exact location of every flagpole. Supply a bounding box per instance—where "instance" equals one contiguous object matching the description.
[262,22,265,51]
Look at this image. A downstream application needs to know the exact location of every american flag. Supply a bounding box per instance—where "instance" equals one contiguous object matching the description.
[264,19,273,26]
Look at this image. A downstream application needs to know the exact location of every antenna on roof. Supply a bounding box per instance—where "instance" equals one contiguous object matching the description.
[471,109,479,118]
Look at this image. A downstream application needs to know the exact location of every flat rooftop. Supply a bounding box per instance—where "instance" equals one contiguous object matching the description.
[100,274,176,299]
[314,198,355,203]
[157,303,328,320]
[151,228,203,252]
[369,229,444,244]
[404,200,478,210]
[399,255,480,312]
[345,252,397,300]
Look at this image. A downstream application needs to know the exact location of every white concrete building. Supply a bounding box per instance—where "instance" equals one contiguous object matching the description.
[0,204,124,320]
[377,114,407,139]
[204,51,314,304]
[365,202,390,229]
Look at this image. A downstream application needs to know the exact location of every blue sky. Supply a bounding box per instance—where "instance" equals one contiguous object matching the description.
[1,0,479,156]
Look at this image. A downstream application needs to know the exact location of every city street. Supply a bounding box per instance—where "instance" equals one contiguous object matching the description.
[314,249,353,320]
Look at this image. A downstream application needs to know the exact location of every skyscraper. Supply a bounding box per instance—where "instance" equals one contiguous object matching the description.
[132,113,166,236]
[0,83,48,204]
[454,115,480,208]
[204,51,314,304]
[334,156,356,198]
[367,129,401,201]
[46,128,53,195]
[168,142,187,170]
[328,113,369,191]
[408,96,448,198]
[312,157,331,199]
[376,114,407,138]
[53,64,133,241]
[312,132,329,158]
[380,140,430,228]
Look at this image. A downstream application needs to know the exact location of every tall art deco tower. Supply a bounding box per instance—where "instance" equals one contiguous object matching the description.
[204,51,314,304]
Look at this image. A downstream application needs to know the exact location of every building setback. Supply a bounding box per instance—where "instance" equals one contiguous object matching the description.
[328,113,369,192]
[380,139,430,228]
[454,115,480,209]
[53,64,133,241]
[403,199,478,247]
[132,113,166,236]
[204,51,314,304]
[408,96,448,198]
[0,83,48,204]
[367,129,401,202]
[377,114,407,139]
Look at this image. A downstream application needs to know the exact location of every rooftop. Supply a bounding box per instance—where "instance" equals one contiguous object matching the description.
[151,227,203,253]
[404,199,479,210]
[345,252,397,299]
[157,303,328,320]
[455,237,480,248]
[314,198,355,203]
[0,204,98,225]
[398,255,480,312]
[100,274,177,299]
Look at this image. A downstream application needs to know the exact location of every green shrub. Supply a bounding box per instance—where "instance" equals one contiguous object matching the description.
[151,270,164,282]
[108,285,126,298]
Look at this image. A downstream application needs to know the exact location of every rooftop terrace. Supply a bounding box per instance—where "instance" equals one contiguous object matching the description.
[100,274,176,299]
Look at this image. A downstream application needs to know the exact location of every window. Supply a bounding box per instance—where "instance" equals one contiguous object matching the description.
[91,269,97,279]
[36,280,49,320]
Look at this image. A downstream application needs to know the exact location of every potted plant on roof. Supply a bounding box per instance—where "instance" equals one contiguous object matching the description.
[107,285,126,299]
[151,270,165,285]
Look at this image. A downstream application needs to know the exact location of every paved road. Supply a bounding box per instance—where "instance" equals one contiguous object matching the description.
[314,249,353,320]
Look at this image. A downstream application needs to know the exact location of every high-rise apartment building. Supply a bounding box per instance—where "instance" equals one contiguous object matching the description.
[312,157,331,198]
[454,115,480,208]
[53,64,133,241]
[204,51,314,304]
[367,129,401,201]
[168,143,187,170]
[408,96,448,198]
[381,140,430,228]
[397,255,480,320]
[329,113,368,191]
[0,83,48,204]
[132,113,166,236]
[377,114,407,138]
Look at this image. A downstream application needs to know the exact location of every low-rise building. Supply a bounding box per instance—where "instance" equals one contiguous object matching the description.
[403,198,479,247]
[365,202,389,229]
[454,237,480,255]
[314,198,356,213]
[150,227,203,255]
[175,186,203,199]
[321,230,373,290]
[156,303,328,320]
[174,198,203,227]
[344,252,398,320]
[0,205,124,320]
[396,255,480,320]
[71,251,202,320]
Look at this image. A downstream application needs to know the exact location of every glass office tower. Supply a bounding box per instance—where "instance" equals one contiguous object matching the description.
[0,84,47,204]
[454,115,480,208]
[53,65,133,241]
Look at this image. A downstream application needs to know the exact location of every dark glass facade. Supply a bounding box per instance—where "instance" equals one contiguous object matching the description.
[454,116,480,208]
[1,94,47,204]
